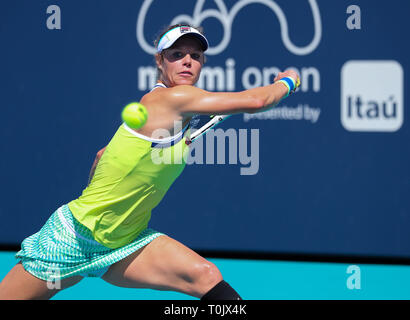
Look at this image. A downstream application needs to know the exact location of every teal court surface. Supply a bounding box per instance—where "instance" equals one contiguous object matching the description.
[1,251,410,300]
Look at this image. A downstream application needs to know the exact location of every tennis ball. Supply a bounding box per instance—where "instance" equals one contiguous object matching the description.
[121,102,148,129]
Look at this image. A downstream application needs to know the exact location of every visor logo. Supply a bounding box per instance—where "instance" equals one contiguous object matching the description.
[180,26,191,33]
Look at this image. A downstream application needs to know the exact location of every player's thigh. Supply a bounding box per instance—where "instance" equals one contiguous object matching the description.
[0,262,83,300]
[102,235,222,295]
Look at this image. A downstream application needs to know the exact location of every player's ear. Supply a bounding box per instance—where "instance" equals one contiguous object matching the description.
[155,53,163,71]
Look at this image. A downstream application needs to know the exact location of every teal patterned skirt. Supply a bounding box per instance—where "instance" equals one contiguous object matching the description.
[15,204,164,281]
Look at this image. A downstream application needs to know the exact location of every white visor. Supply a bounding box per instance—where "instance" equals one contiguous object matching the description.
[157,26,209,53]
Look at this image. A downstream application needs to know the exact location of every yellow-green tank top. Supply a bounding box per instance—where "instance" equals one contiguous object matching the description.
[68,123,189,249]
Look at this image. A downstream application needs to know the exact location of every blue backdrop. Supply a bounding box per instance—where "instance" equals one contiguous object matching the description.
[1,0,409,260]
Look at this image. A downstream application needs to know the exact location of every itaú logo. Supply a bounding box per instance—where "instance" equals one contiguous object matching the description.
[136,0,322,56]
[341,61,404,132]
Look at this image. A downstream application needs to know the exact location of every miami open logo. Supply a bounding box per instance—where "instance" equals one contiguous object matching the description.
[136,0,322,56]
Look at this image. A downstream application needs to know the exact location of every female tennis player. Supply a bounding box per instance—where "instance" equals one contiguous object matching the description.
[0,24,299,300]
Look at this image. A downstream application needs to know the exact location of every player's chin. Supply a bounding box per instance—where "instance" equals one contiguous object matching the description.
[175,78,197,86]
[176,73,200,85]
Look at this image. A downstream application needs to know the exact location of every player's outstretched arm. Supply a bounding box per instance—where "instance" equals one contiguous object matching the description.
[165,70,299,116]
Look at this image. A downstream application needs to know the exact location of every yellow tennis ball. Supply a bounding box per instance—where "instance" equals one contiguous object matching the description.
[121,102,148,129]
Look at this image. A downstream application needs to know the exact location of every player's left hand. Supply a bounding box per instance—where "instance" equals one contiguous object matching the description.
[274,69,299,83]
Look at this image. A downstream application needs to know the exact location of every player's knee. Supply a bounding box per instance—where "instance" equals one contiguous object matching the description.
[191,261,223,290]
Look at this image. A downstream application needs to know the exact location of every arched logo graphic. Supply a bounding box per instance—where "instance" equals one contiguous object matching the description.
[137,0,322,56]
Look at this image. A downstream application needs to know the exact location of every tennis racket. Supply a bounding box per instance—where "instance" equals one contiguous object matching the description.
[186,114,231,145]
